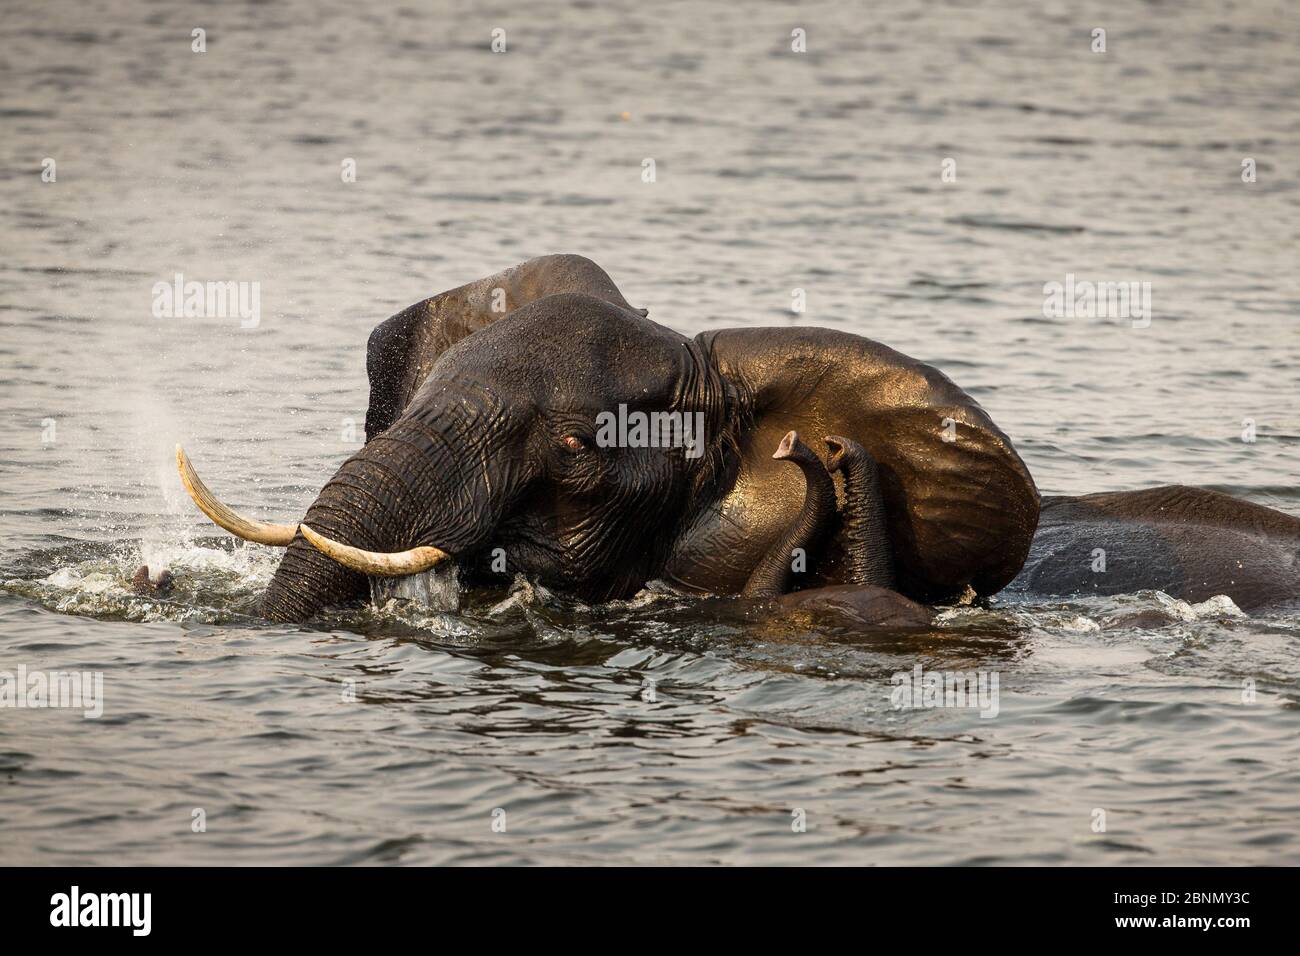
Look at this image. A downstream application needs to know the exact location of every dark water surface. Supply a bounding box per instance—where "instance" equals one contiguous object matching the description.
[2,0,1299,864]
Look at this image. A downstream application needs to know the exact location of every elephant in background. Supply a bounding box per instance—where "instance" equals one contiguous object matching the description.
[1008,487,1300,611]
[177,255,1041,622]
[749,429,1300,617]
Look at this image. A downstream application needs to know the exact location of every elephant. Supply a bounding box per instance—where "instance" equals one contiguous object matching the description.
[177,254,1040,622]
[739,430,840,599]
[745,427,1300,618]
[743,430,933,627]
[732,423,1300,624]
[1007,486,1300,611]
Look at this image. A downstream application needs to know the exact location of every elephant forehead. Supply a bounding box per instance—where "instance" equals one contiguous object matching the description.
[434,293,697,404]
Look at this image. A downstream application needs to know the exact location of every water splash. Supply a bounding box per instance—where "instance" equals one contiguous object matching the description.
[369,563,461,612]
[1152,591,1245,621]
[2,537,278,623]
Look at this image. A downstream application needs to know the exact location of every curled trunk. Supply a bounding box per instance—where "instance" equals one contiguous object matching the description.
[831,439,895,588]
[743,433,836,597]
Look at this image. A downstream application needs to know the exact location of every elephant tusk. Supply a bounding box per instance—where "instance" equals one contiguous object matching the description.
[175,445,298,546]
[298,523,450,577]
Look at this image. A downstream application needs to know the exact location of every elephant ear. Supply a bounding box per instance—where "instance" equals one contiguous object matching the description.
[694,327,1040,601]
[365,254,645,440]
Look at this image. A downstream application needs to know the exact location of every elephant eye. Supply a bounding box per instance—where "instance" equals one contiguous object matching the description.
[561,434,587,453]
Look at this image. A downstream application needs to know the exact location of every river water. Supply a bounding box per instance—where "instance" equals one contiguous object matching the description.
[2,0,1298,864]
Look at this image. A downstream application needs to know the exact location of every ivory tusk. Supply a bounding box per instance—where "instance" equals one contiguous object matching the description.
[298,523,450,577]
[175,445,298,546]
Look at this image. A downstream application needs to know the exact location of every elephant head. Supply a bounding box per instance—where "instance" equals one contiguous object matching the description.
[180,256,1040,623]
[267,294,740,619]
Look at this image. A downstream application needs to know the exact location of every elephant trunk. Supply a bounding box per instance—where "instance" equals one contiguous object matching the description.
[261,526,366,623]
[743,431,837,597]
[262,399,512,622]
[827,436,894,588]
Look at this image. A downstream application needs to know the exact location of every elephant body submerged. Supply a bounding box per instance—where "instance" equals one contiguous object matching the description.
[1008,486,1300,611]
[735,432,1300,620]
[179,255,1039,621]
